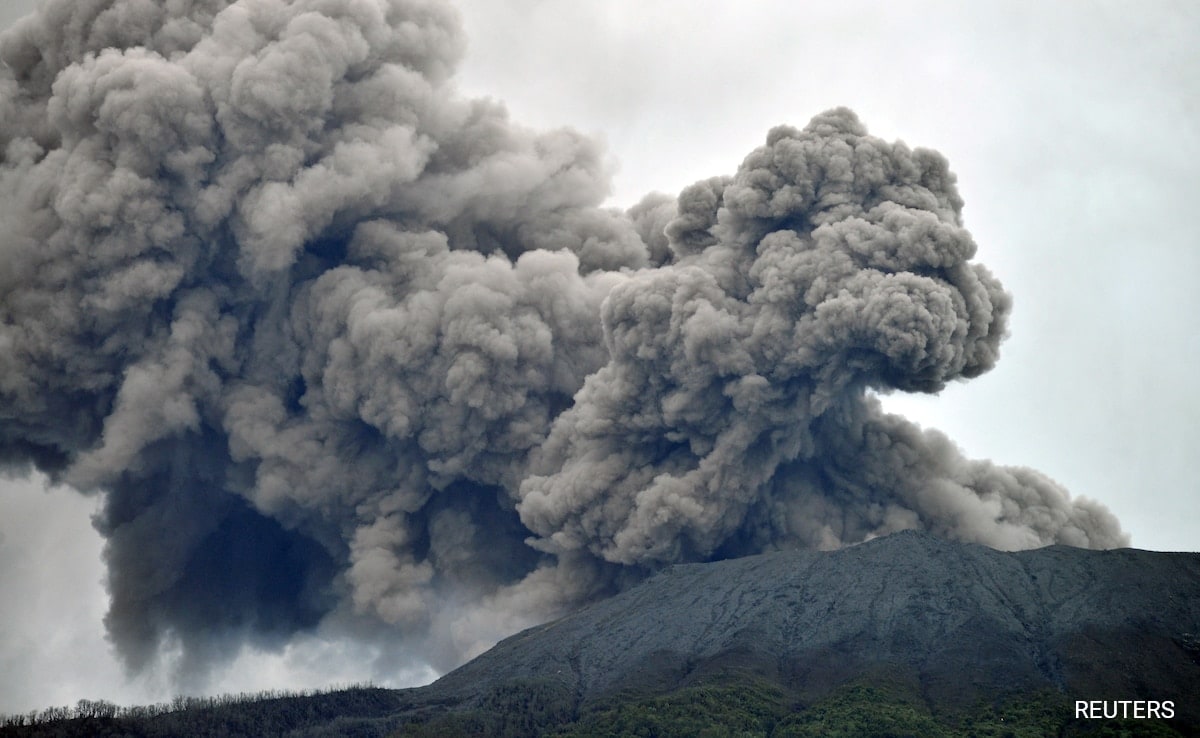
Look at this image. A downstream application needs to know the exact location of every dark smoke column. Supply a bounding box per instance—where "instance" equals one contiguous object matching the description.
[0,0,1124,685]
[519,109,1125,565]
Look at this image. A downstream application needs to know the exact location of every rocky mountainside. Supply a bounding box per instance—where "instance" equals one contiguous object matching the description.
[6,530,1198,736]
[430,530,1200,724]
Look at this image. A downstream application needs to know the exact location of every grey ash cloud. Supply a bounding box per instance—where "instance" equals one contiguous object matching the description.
[0,0,1124,684]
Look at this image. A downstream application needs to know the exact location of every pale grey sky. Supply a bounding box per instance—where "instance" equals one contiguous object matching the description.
[1,0,1197,716]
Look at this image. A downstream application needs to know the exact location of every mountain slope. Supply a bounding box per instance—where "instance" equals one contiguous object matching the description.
[429,530,1200,726]
[5,530,1197,736]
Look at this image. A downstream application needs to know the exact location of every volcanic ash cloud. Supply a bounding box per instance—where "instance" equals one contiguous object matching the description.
[0,0,1125,681]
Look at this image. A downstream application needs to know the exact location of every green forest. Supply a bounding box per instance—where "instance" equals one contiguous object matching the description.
[394,675,1186,738]
[6,674,1180,737]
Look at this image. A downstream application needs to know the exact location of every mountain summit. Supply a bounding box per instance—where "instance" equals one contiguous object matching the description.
[424,530,1200,731]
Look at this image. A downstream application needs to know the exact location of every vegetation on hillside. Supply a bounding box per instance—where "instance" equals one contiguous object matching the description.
[0,685,412,737]
[394,679,577,738]
[1,677,1188,737]
[389,674,1189,738]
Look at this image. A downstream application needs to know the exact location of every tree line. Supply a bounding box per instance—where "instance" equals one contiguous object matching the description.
[0,683,386,731]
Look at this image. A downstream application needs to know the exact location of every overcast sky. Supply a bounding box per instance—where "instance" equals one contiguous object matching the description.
[1,0,1197,716]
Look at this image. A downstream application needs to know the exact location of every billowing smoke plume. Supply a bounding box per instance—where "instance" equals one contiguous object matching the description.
[0,0,1124,683]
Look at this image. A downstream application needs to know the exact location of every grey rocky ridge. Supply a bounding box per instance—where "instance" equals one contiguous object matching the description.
[435,531,1200,703]
[0,0,1126,692]
[412,530,1200,732]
